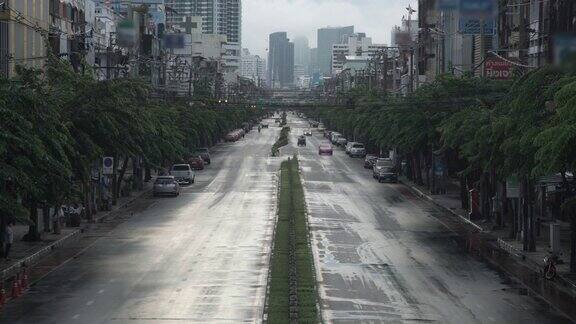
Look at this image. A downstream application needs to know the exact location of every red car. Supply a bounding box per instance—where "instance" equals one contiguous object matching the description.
[319,143,333,155]
[188,156,205,170]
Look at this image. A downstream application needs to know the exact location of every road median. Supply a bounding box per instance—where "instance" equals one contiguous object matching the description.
[265,156,320,323]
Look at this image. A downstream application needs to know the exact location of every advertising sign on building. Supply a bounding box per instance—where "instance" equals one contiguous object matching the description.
[484,57,513,80]
[163,34,185,49]
[117,19,136,47]
[458,0,496,35]
[554,33,576,65]
[437,0,460,10]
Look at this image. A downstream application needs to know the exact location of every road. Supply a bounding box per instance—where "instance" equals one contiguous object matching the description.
[1,114,572,324]
[1,119,281,324]
[288,115,571,323]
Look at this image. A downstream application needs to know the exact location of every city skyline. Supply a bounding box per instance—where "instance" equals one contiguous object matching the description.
[243,0,417,57]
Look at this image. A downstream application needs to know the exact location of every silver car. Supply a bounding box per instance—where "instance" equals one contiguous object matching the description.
[153,176,181,197]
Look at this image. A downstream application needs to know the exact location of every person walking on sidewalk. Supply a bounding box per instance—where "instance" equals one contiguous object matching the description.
[3,221,14,260]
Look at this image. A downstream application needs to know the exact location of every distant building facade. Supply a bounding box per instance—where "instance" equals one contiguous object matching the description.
[0,0,49,77]
[164,0,241,71]
[293,35,310,76]
[240,48,266,86]
[331,33,387,75]
[268,32,294,88]
[317,25,354,76]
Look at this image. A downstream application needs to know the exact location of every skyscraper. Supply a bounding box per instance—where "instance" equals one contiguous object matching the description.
[165,0,242,70]
[293,36,310,75]
[317,26,354,76]
[268,32,294,88]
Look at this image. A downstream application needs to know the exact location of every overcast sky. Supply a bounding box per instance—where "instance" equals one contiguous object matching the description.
[242,0,418,57]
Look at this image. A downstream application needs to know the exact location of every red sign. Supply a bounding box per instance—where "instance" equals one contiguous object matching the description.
[484,57,513,80]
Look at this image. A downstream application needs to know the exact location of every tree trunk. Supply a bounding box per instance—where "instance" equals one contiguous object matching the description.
[480,172,491,220]
[115,156,130,199]
[23,200,41,241]
[42,205,51,232]
[460,175,468,210]
[498,180,507,228]
[112,155,118,206]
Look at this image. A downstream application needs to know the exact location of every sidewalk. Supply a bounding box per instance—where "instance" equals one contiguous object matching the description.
[0,179,155,285]
[400,176,576,321]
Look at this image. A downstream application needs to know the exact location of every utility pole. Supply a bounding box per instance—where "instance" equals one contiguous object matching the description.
[407,5,416,94]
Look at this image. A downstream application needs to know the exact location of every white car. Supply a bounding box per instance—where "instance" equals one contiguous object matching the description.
[349,143,366,157]
[345,142,357,155]
[153,176,181,197]
[336,137,348,147]
[304,129,312,136]
[170,164,196,184]
[330,132,342,144]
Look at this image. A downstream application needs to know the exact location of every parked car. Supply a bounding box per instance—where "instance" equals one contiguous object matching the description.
[170,164,195,184]
[364,155,378,169]
[330,132,342,144]
[189,156,205,170]
[193,148,211,164]
[319,143,333,155]
[336,136,348,147]
[304,129,312,136]
[261,123,269,128]
[372,158,398,183]
[310,121,319,128]
[153,176,180,197]
[324,130,332,139]
[345,142,357,154]
[349,143,366,157]
[224,129,245,142]
[297,135,306,146]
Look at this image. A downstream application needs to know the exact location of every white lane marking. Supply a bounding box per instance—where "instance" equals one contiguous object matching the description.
[72,314,80,320]
[97,289,105,294]
[488,317,496,322]
[86,300,94,306]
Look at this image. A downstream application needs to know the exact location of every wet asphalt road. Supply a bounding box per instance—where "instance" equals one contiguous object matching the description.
[287,116,571,323]
[1,114,572,324]
[1,119,282,324]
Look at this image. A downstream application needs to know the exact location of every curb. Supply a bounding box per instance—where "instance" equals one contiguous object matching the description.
[92,187,152,223]
[0,229,81,282]
[262,170,281,323]
[400,178,576,322]
[1,187,152,282]
[398,178,484,232]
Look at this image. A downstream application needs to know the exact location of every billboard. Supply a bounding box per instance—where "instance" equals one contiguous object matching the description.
[457,0,496,35]
[554,33,576,65]
[117,20,136,47]
[484,57,513,80]
[163,34,185,49]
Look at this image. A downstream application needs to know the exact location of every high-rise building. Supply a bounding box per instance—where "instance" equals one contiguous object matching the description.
[165,0,242,71]
[293,36,310,75]
[240,49,266,86]
[331,33,387,75]
[268,32,294,88]
[317,26,354,76]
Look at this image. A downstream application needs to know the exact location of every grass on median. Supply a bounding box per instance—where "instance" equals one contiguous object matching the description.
[267,156,319,323]
[271,126,291,156]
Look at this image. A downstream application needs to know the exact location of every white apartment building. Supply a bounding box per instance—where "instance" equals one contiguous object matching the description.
[165,0,241,71]
[331,33,386,75]
[240,48,266,85]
